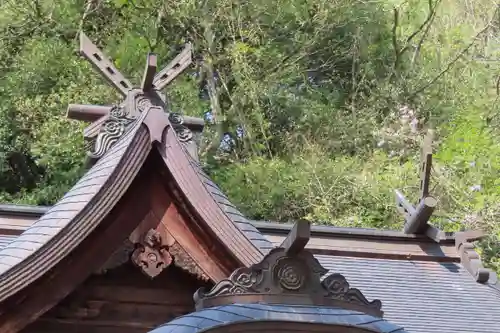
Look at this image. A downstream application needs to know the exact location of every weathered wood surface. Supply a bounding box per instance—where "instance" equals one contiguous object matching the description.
[21,264,209,333]
[0,215,36,235]
[160,128,269,267]
[265,234,460,262]
[0,145,153,333]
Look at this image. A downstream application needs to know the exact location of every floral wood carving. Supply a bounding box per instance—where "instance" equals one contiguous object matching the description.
[169,242,210,281]
[194,247,383,317]
[131,229,173,278]
[322,273,382,310]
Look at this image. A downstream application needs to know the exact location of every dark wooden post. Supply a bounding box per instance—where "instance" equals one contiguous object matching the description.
[141,53,158,93]
[279,221,311,255]
[395,130,438,235]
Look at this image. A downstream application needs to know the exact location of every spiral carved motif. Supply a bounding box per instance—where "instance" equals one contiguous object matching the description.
[274,258,305,291]
[87,105,136,160]
[176,127,193,142]
[110,105,126,117]
[168,112,193,143]
[194,248,383,317]
[168,112,184,125]
[322,273,349,296]
[235,272,257,288]
[104,120,124,137]
[136,98,152,112]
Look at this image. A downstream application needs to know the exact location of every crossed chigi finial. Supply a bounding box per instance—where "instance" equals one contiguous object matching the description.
[395,130,439,237]
[66,32,193,162]
[66,32,192,130]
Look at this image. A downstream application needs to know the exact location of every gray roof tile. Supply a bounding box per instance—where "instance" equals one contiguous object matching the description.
[0,235,15,249]
[316,255,500,333]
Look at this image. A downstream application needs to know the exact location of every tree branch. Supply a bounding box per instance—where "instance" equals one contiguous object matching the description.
[392,8,400,72]
[400,0,440,56]
[410,6,499,98]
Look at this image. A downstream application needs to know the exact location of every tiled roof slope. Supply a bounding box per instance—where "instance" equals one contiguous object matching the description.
[0,235,16,249]
[186,156,273,254]
[0,114,150,301]
[259,223,500,333]
[317,255,500,333]
[1,157,499,333]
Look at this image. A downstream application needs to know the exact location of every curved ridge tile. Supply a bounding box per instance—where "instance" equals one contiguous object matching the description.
[187,155,273,254]
[0,115,151,302]
[149,303,408,333]
[161,128,269,267]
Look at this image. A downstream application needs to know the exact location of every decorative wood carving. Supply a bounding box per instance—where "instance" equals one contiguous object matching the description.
[195,222,383,318]
[70,32,195,164]
[168,113,193,143]
[150,179,233,282]
[455,233,494,283]
[131,229,173,278]
[86,105,137,161]
[169,242,210,282]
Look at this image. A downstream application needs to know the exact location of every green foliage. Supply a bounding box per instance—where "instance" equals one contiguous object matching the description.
[0,0,499,271]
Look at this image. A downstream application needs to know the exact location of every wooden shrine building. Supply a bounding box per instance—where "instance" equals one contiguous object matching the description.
[0,33,499,333]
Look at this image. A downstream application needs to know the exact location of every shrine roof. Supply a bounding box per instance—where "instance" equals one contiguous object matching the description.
[315,255,500,333]
[1,206,500,332]
[0,113,150,302]
[0,33,497,332]
[182,154,273,254]
[148,303,408,333]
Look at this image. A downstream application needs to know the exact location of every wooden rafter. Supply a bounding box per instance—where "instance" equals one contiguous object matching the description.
[279,220,311,255]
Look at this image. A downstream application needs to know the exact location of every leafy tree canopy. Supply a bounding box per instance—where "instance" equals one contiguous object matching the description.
[0,0,499,271]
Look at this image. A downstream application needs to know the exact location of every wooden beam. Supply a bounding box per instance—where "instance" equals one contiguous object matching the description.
[455,229,487,248]
[425,224,445,242]
[141,53,157,93]
[279,221,311,255]
[394,190,415,220]
[395,130,438,236]
[404,196,437,234]
[150,178,232,281]
[79,32,133,96]
[153,43,192,91]
[67,104,111,122]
